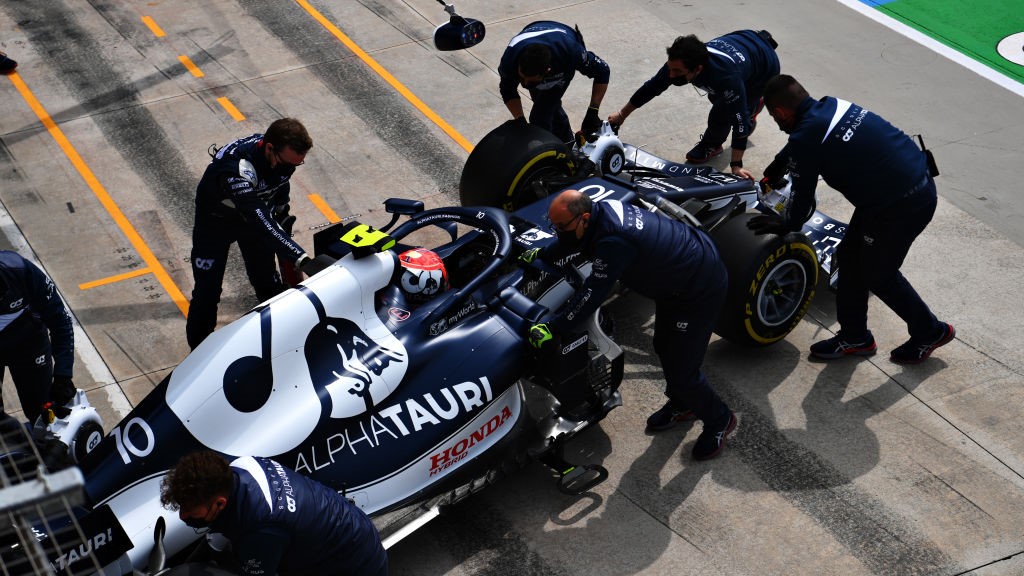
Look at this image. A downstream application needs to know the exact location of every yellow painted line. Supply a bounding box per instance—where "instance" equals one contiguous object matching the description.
[308,194,341,223]
[141,15,166,38]
[217,96,246,121]
[6,72,191,316]
[178,55,205,78]
[294,0,473,153]
[79,267,152,290]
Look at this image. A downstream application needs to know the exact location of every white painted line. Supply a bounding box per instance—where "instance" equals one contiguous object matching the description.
[835,0,1024,99]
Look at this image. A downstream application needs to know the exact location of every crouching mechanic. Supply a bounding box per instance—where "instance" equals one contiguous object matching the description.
[608,30,779,178]
[0,251,77,424]
[498,21,610,143]
[749,74,954,364]
[161,450,388,576]
[523,190,736,460]
[186,118,328,349]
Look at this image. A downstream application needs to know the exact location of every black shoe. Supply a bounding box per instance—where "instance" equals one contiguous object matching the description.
[685,141,723,164]
[692,411,737,461]
[645,401,696,432]
[890,322,955,364]
[809,331,877,359]
[0,52,17,74]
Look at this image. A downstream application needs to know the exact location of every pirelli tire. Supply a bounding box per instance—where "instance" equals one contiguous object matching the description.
[711,212,819,346]
[460,120,576,211]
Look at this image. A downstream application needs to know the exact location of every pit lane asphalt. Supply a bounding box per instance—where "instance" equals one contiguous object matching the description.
[2,1,1023,575]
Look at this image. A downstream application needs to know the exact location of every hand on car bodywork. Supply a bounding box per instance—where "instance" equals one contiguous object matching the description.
[50,375,76,407]
[529,323,553,349]
[297,254,333,277]
[581,106,601,136]
[746,213,789,236]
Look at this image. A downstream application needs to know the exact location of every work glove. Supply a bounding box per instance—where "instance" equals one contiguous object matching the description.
[581,106,601,136]
[528,323,553,349]
[746,213,790,236]
[297,253,334,277]
[518,247,541,265]
[50,375,77,407]
[763,157,786,182]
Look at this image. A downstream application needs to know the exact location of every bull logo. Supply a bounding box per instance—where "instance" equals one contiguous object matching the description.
[305,317,407,419]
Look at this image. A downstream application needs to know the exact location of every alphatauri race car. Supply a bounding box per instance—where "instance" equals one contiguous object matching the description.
[2,120,848,576]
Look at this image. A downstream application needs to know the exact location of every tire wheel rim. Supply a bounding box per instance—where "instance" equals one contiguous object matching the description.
[513,165,569,208]
[756,258,808,327]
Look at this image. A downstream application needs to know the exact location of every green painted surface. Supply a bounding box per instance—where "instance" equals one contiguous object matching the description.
[869,0,1024,83]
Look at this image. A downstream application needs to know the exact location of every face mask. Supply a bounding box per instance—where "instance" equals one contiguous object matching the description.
[183,517,212,530]
[557,229,582,248]
[670,76,689,87]
[275,163,296,178]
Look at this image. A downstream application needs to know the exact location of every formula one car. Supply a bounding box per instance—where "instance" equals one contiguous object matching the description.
[5,121,850,576]
[8,197,629,574]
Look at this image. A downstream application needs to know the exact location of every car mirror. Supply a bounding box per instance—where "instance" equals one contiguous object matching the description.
[432,2,484,51]
[384,198,425,216]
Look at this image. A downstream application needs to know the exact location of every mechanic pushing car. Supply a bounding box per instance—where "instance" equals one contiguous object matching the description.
[186,118,329,350]
[524,190,736,460]
[0,250,77,424]
[608,30,779,180]
[498,20,610,143]
[161,450,388,576]
[749,74,954,364]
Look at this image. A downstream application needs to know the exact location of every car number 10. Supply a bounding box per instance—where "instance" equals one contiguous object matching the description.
[112,417,155,464]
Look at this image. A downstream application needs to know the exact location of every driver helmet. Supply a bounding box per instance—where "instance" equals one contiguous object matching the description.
[398,248,449,305]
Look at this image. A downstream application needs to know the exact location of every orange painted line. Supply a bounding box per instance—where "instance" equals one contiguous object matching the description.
[141,15,166,38]
[178,55,205,78]
[6,72,191,316]
[294,0,473,153]
[308,194,341,223]
[217,96,246,121]
[79,267,152,290]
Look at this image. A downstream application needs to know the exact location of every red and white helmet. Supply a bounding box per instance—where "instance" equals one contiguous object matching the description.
[398,249,449,304]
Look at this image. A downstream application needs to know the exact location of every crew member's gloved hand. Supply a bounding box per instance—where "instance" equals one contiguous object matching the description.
[50,375,76,406]
[747,213,790,236]
[528,323,553,349]
[297,253,333,277]
[518,248,541,265]
[763,157,786,182]
[581,106,601,136]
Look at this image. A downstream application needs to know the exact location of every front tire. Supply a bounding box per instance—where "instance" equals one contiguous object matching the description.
[712,213,819,346]
[460,120,576,210]
[70,420,105,463]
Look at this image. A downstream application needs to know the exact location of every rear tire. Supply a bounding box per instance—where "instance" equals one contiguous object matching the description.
[712,213,819,346]
[460,120,576,210]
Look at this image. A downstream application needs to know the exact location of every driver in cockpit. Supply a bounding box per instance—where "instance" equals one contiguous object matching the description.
[377,248,450,323]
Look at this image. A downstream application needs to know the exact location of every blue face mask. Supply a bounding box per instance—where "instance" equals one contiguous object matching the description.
[670,76,689,86]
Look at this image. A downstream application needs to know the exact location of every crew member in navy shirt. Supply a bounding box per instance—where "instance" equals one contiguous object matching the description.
[609,30,779,178]
[187,118,326,349]
[0,250,77,423]
[161,450,387,576]
[498,21,611,142]
[749,74,954,364]
[523,190,736,460]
